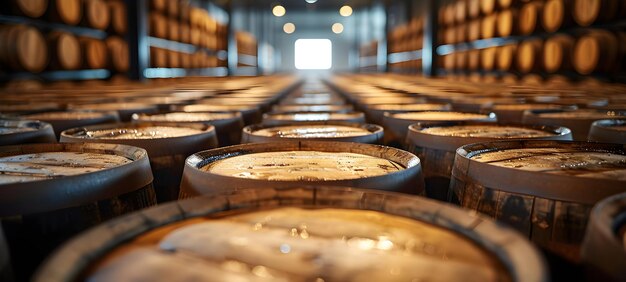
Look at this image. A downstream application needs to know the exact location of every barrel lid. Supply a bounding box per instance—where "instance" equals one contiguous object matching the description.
[408,122,572,151]
[60,122,218,157]
[243,122,383,144]
[33,186,548,282]
[454,140,626,204]
[0,143,153,216]
[0,119,56,146]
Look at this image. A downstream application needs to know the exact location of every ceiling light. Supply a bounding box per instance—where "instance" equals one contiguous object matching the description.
[272,5,286,17]
[339,5,352,17]
[305,0,317,3]
[283,23,295,34]
[332,23,344,34]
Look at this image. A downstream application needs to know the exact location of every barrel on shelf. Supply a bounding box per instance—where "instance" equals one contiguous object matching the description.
[383,111,497,148]
[48,0,82,25]
[0,119,56,145]
[543,34,575,73]
[573,0,621,26]
[34,186,548,282]
[522,109,626,141]
[542,0,574,32]
[517,38,544,73]
[581,192,626,282]
[47,31,81,70]
[107,0,127,35]
[242,122,384,144]
[573,30,626,75]
[588,119,626,143]
[4,0,48,18]
[518,1,544,35]
[22,110,119,139]
[132,112,245,146]
[449,140,626,263]
[407,122,572,201]
[79,37,108,69]
[61,122,218,203]
[0,24,48,73]
[106,36,129,72]
[82,0,110,30]
[180,141,424,197]
[0,143,156,281]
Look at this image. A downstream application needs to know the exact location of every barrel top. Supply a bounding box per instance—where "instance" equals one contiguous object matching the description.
[531,109,625,119]
[0,152,131,185]
[369,103,450,111]
[23,111,113,120]
[69,126,205,140]
[70,102,157,111]
[264,112,364,121]
[88,207,510,282]
[472,148,626,180]
[388,111,495,121]
[34,186,548,282]
[135,112,241,122]
[250,124,374,139]
[202,151,404,181]
[592,119,626,131]
[420,125,557,138]
[180,104,259,112]
[0,119,46,135]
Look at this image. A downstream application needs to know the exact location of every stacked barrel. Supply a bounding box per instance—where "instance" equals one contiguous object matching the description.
[436,0,626,81]
[0,0,128,75]
[236,31,257,67]
[358,40,378,71]
[327,73,626,281]
[148,0,228,68]
[387,16,424,71]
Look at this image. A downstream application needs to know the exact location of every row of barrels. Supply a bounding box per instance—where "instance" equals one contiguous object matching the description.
[1,0,126,34]
[440,30,626,75]
[328,74,625,281]
[149,46,225,69]
[236,31,258,57]
[148,13,228,51]
[150,0,222,34]
[388,17,424,54]
[1,75,624,281]
[440,0,626,29]
[0,24,128,73]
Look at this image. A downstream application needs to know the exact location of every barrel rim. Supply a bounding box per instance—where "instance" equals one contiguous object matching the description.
[181,141,423,195]
[33,186,549,282]
[242,122,384,144]
[453,140,626,203]
[588,119,626,143]
[0,142,153,216]
[21,110,120,122]
[408,122,573,151]
[522,108,626,120]
[271,104,354,114]
[0,119,56,145]
[384,110,497,121]
[132,111,244,123]
[262,111,366,125]
[60,122,218,157]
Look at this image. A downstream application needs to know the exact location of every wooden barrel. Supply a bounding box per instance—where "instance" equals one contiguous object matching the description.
[68,102,158,122]
[383,111,497,148]
[467,49,481,70]
[0,143,156,281]
[496,44,517,71]
[581,192,626,282]
[166,0,179,18]
[262,112,366,126]
[48,0,81,25]
[150,46,167,67]
[481,14,497,39]
[573,0,620,26]
[588,119,626,143]
[179,141,424,197]
[523,109,626,140]
[486,103,575,124]
[496,9,518,37]
[407,122,572,201]
[83,0,109,30]
[364,103,452,125]
[79,37,108,69]
[132,112,244,146]
[61,122,218,203]
[149,0,166,12]
[34,186,548,282]
[149,12,167,38]
[450,140,626,263]
[272,104,353,114]
[455,0,468,23]
[0,119,55,145]
[468,0,481,18]
[242,123,384,144]
[542,0,574,32]
[7,0,48,18]
[106,36,129,72]
[167,18,180,42]
[47,31,81,70]
[172,104,262,125]
[544,34,575,73]
[517,39,543,73]
[21,110,119,139]
[467,19,481,41]
[481,47,497,70]
[481,0,497,14]
[519,1,543,35]
[574,31,626,75]
[107,0,126,35]
[0,24,48,73]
